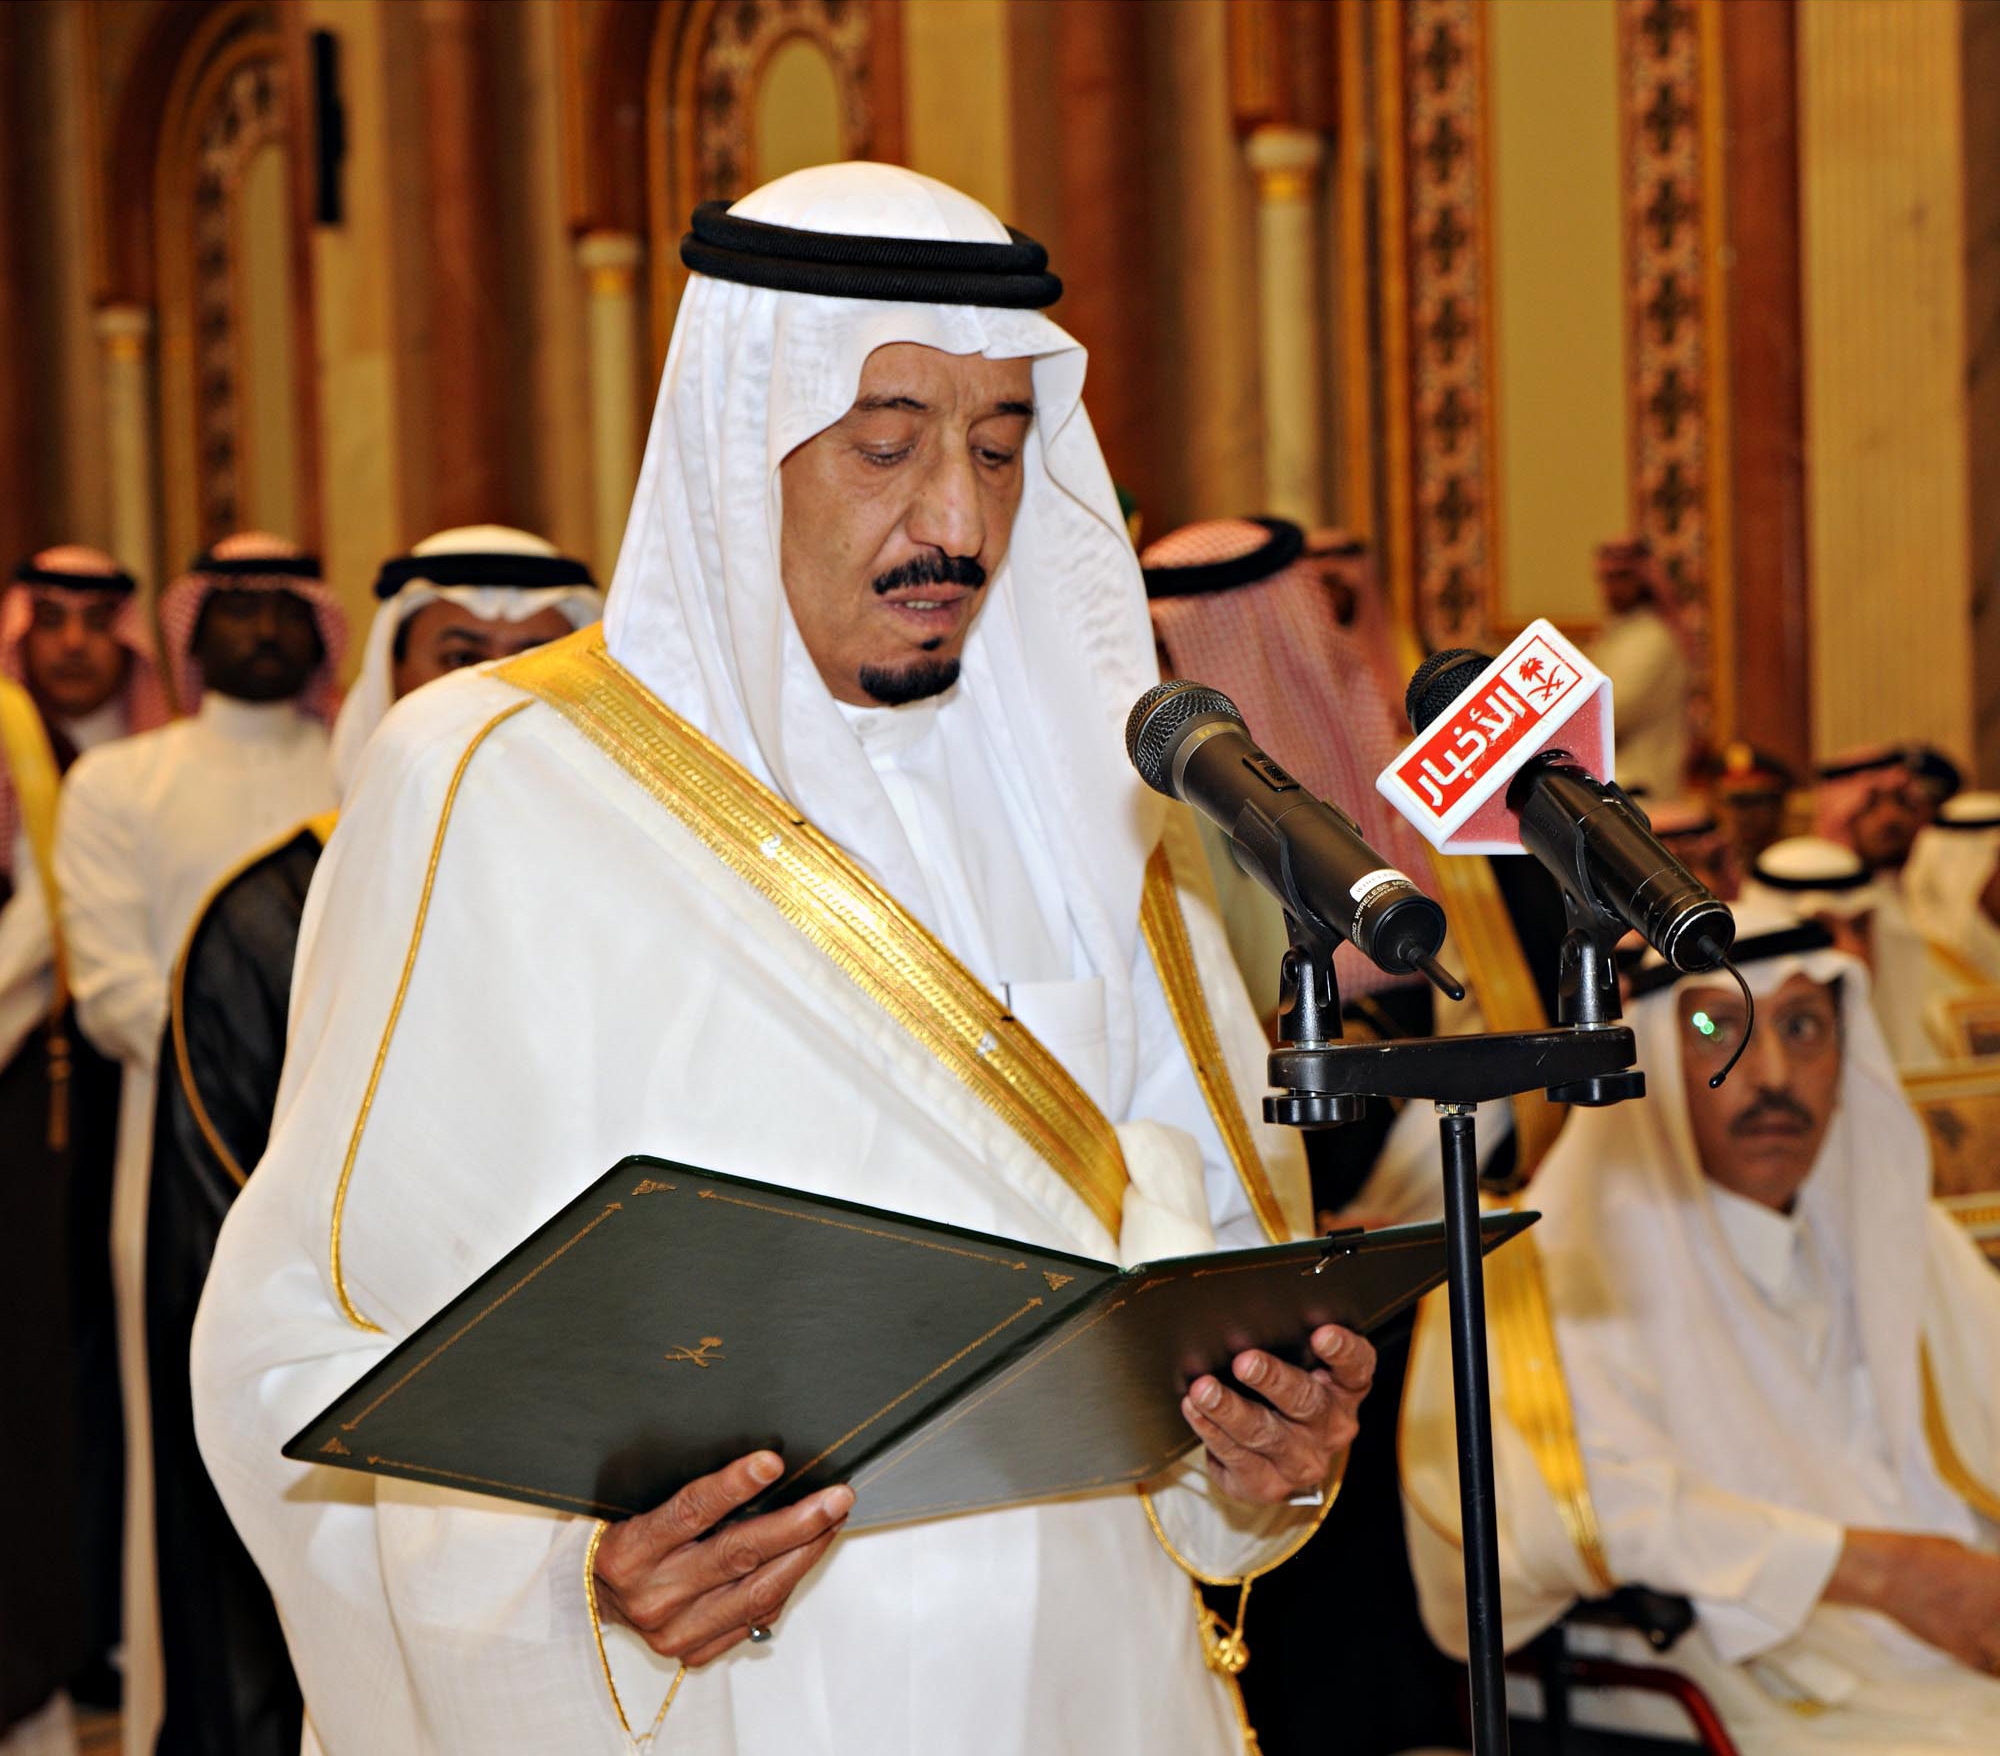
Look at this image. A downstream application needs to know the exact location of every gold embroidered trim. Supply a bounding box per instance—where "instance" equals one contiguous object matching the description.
[329,702,530,1332]
[497,628,1127,1238]
[584,1520,688,1741]
[1191,1581,1263,1753]
[0,675,71,1144]
[583,1521,636,1739]
[1920,1344,2000,1524]
[1138,840,1289,1245]
[1135,1451,1344,1592]
[1485,1214,1614,1591]
[0,675,65,1005]
[170,814,339,1190]
[1397,1218,1614,1593]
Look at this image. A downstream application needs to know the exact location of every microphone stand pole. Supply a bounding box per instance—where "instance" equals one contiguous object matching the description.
[1266,917,1642,1756]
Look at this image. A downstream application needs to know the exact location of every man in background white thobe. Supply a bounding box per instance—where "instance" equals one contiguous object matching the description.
[1403,907,2000,1752]
[56,531,345,1756]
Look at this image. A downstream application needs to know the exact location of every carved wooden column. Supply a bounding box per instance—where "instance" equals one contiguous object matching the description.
[576,230,643,575]
[1720,0,1810,772]
[1231,1,1333,526]
[418,0,507,526]
[96,305,159,586]
[1246,127,1328,525]
[1043,0,1152,514]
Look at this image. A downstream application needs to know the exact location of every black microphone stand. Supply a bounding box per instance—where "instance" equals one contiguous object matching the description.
[1263,907,1644,1756]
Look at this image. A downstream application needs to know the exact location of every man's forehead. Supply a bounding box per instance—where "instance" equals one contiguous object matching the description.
[849,341,1035,407]
[31,583,124,607]
[407,598,546,634]
[1680,970,1835,1010]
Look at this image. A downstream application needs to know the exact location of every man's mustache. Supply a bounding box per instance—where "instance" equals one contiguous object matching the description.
[872,555,987,595]
[1729,1088,1816,1135]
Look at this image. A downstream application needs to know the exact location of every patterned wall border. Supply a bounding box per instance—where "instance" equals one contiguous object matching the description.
[1376,0,1732,744]
[1618,0,1733,744]
[1393,0,1500,649]
[189,52,287,545]
[647,0,894,366]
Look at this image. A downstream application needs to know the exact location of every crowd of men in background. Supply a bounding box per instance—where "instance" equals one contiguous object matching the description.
[5,505,2000,1756]
[0,531,602,1756]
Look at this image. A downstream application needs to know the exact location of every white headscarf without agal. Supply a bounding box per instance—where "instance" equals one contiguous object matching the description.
[1533,899,1982,1544]
[1905,792,2000,984]
[330,525,605,797]
[601,162,1164,1108]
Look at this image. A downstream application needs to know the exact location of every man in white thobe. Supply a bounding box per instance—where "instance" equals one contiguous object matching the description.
[1744,832,1984,1067]
[1904,792,2000,990]
[56,532,346,1756]
[0,547,167,1756]
[192,164,1371,1756]
[1402,905,2000,1753]
[146,526,602,1756]
[1586,537,1689,802]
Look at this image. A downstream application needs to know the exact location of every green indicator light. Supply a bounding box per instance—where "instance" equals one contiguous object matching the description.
[1692,1011,1718,1038]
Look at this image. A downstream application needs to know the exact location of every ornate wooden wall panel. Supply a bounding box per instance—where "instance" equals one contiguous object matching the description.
[151,2,315,569]
[1617,0,1731,744]
[1384,0,1501,649]
[645,0,904,363]
[1376,0,1732,747]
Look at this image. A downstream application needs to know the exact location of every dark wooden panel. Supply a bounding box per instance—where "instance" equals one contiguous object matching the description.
[1720,0,1809,769]
[417,0,509,527]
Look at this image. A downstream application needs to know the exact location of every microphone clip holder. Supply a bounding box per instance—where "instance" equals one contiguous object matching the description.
[1259,907,1645,1756]
[1546,908,1648,1106]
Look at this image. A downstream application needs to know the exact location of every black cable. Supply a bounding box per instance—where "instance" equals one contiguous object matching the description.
[1708,959,1756,1089]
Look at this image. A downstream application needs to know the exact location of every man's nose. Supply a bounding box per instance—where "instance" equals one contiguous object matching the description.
[1747,1018,1794,1089]
[252,597,285,637]
[906,446,985,563]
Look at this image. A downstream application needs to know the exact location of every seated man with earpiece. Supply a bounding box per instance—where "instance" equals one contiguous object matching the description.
[1401,901,2000,1753]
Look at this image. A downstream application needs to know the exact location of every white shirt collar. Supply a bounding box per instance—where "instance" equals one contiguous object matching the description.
[835,691,945,762]
[1707,1179,1803,1304]
[197,691,316,746]
[57,698,127,753]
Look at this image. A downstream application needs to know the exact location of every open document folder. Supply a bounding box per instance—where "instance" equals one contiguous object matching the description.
[289,1156,1534,1530]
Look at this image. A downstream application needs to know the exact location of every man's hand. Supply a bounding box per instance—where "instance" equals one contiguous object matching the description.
[1827,1529,2000,1675]
[593,1451,852,1665]
[1179,1324,1375,1505]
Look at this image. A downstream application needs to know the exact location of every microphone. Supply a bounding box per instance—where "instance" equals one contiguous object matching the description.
[1126,680,1463,997]
[1404,649,1735,974]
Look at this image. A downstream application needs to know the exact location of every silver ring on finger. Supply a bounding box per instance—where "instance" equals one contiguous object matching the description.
[748,1624,774,1644]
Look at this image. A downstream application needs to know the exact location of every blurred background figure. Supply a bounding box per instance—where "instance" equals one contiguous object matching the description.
[143,524,600,1756]
[1586,536,1691,801]
[0,547,164,1755]
[1647,795,1742,901]
[54,534,344,1756]
[1904,791,2000,988]
[1707,743,1802,877]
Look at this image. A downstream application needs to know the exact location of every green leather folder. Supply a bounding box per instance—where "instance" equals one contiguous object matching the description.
[287,1156,1534,1530]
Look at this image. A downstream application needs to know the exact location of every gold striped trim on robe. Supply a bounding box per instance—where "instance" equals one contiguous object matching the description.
[1400,1211,1615,1596]
[332,703,530,1332]
[1138,829,1292,1247]
[498,628,1129,1240]
[0,674,73,1146]
[1920,1344,2000,1525]
[170,811,338,1189]
[1483,1215,1615,1591]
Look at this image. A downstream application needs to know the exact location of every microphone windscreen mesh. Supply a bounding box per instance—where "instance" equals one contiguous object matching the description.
[1125,680,1242,796]
[1404,648,1493,735]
